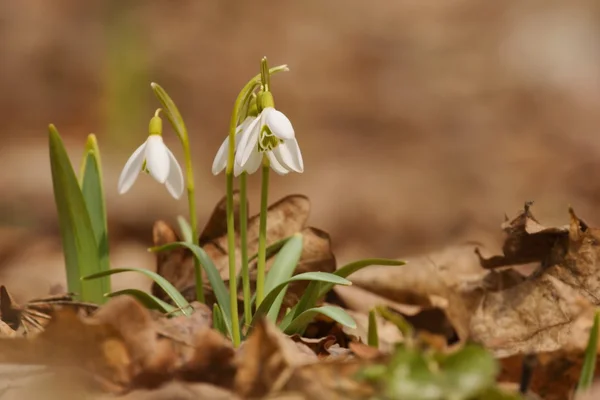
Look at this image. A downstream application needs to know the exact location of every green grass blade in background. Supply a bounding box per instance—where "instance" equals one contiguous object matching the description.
[250,272,351,328]
[83,267,192,316]
[49,125,104,303]
[106,289,179,315]
[368,309,379,348]
[263,234,304,322]
[150,242,232,337]
[80,134,111,296]
[317,258,406,298]
[283,306,356,335]
[177,216,194,243]
[578,310,600,392]
[213,303,227,335]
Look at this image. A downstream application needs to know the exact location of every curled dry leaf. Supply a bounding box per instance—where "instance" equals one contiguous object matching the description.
[236,317,374,400]
[0,285,98,336]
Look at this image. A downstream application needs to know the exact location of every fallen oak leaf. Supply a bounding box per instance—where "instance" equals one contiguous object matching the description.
[235,317,317,397]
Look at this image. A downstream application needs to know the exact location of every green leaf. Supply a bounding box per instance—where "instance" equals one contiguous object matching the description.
[283,306,356,335]
[150,83,188,142]
[248,236,292,263]
[212,303,227,335]
[283,258,406,325]
[177,216,194,243]
[79,134,111,296]
[49,125,104,304]
[82,267,192,316]
[318,258,405,298]
[106,289,179,315]
[250,272,351,329]
[578,310,600,392]
[263,234,304,322]
[368,309,379,348]
[150,242,231,337]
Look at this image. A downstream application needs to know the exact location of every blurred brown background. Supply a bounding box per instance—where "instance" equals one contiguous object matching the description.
[2,0,600,301]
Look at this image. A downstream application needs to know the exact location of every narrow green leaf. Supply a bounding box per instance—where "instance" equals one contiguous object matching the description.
[285,258,406,322]
[377,306,414,342]
[82,267,192,316]
[49,125,104,303]
[150,83,188,141]
[283,306,356,335]
[80,134,111,296]
[292,281,320,320]
[150,242,232,337]
[318,258,405,298]
[263,234,304,322]
[106,289,179,315]
[578,310,600,392]
[368,309,379,348]
[213,303,227,335]
[177,216,194,243]
[250,272,351,329]
[248,236,292,263]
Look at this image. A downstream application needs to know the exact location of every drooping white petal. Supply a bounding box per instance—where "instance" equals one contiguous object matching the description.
[237,116,256,134]
[117,141,147,194]
[244,147,263,175]
[236,116,261,167]
[164,147,185,199]
[211,137,230,175]
[275,138,304,173]
[266,151,289,175]
[145,135,170,183]
[263,107,295,140]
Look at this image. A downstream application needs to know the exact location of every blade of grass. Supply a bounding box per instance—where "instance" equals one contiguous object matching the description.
[177,216,194,243]
[79,134,111,297]
[213,303,227,335]
[249,272,351,329]
[578,310,600,392]
[318,258,405,298]
[82,267,192,316]
[105,289,178,315]
[283,306,356,335]
[150,242,232,337]
[263,234,304,322]
[368,309,379,348]
[49,125,104,303]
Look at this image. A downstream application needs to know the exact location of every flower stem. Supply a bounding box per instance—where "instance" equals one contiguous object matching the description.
[181,135,205,304]
[240,172,251,327]
[225,64,289,346]
[225,171,241,346]
[256,157,270,307]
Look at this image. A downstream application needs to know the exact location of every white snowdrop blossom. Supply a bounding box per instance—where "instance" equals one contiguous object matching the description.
[235,107,303,176]
[211,116,257,176]
[117,134,185,199]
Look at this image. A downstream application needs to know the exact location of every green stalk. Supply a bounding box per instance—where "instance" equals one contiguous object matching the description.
[255,158,270,306]
[240,172,251,327]
[225,64,288,347]
[181,134,204,303]
[225,172,240,346]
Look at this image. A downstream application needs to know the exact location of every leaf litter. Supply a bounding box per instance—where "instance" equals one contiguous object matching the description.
[2,198,600,398]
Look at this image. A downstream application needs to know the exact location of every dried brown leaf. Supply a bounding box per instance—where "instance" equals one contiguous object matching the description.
[199,191,245,246]
[178,327,235,387]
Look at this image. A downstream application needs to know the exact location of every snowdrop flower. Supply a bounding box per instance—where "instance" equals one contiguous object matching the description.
[235,103,303,176]
[117,111,184,199]
[211,115,257,176]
